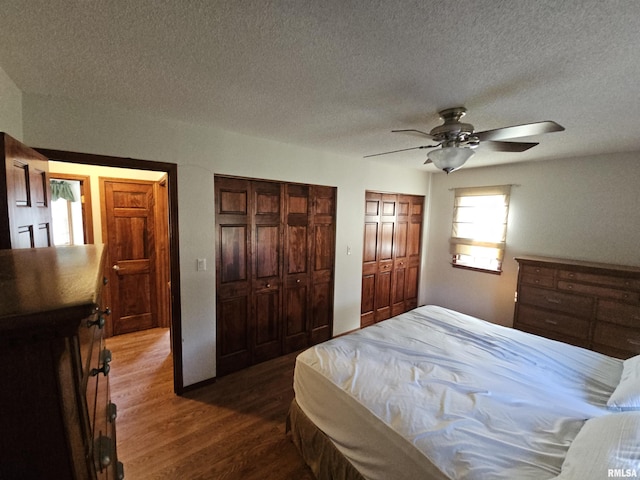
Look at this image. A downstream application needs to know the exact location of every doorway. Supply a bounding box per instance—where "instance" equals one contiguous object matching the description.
[37,148,184,394]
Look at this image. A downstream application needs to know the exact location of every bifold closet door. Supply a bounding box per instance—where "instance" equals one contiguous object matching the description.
[283,184,310,353]
[215,177,253,376]
[216,176,336,375]
[251,181,283,364]
[308,185,335,346]
[361,191,423,328]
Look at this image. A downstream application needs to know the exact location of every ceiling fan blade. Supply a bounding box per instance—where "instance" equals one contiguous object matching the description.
[363,144,438,158]
[482,141,538,152]
[475,120,564,142]
[391,129,436,139]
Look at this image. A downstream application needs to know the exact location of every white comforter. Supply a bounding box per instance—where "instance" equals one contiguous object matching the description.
[294,305,623,480]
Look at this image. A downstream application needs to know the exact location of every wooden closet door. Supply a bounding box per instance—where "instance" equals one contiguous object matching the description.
[361,191,423,327]
[215,177,252,376]
[391,195,410,317]
[361,192,380,327]
[361,192,396,325]
[251,181,283,363]
[283,184,310,353]
[391,195,423,314]
[216,176,335,375]
[309,185,335,345]
[405,195,423,309]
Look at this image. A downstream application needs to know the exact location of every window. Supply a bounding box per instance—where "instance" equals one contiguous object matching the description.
[450,184,512,274]
[50,179,84,246]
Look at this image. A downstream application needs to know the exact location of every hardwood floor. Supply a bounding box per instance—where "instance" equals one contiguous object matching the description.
[106,328,315,479]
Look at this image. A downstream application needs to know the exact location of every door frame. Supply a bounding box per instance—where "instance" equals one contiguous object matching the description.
[36,148,184,394]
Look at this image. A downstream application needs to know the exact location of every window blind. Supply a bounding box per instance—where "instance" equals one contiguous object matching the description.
[450,184,511,272]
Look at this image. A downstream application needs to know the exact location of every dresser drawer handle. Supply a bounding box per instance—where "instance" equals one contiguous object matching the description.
[544,319,558,325]
[87,316,105,329]
[91,349,112,377]
[90,363,110,377]
[108,402,118,422]
[117,461,125,480]
[545,297,562,305]
[627,339,640,347]
[94,436,114,469]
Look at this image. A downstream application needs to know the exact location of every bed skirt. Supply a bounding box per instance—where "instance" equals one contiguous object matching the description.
[287,398,366,480]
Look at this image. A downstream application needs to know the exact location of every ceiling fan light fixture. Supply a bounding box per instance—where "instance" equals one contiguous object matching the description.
[427,147,475,174]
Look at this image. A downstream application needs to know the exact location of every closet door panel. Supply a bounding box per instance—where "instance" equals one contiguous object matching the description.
[216,177,252,375]
[251,181,282,363]
[360,274,376,327]
[310,186,335,343]
[219,225,248,283]
[284,184,310,353]
[217,296,250,376]
[253,288,281,362]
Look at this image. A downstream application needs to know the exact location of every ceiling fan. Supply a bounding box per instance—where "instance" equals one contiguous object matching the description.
[365,107,565,173]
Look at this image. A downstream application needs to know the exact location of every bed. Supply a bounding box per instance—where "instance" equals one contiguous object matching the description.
[288,305,640,480]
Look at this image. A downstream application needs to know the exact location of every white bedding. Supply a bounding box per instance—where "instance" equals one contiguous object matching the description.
[293,305,623,480]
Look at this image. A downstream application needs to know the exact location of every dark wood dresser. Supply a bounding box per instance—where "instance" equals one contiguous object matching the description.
[514,255,640,358]
[0,245,124,479]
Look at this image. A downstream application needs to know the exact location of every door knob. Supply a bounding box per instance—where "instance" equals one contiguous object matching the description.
[112,265,120,271]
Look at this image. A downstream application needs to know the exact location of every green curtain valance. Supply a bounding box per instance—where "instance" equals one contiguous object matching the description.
[50,180,76,202]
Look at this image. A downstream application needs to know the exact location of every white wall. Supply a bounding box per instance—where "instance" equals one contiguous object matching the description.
[21,93,431,386]
[424,153,640,327]
[0,66,22,140]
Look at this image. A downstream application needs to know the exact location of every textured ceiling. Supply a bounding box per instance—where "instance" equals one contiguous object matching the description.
[1,0,640,171]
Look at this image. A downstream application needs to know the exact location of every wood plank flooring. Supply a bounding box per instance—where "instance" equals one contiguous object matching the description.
[106,328,314,479]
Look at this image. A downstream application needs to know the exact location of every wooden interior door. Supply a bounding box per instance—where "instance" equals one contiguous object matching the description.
[1,133,53,249]
[102,179,158,335]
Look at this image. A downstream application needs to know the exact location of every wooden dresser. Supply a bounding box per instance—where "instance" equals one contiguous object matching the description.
[514,255,640,359]
[0,245,124,479]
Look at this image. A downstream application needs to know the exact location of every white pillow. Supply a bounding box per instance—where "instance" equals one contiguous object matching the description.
[553,412,640,480]
[608,355,640,410]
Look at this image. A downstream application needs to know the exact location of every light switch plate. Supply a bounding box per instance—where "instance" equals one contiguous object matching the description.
[197,258,206,271]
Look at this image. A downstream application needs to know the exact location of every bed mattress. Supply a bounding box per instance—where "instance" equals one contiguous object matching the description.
[293,305,623,480]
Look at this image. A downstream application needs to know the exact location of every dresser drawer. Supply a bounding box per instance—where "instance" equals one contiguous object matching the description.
[521,264,555,278]
[518,285,593,317]
[593,322,640,357]
[516,304,590,340]
[558,270,640,291]
[516,323,590,349]
[520,273,554,288]
[558,280,640,303]
[597,300,640,328]
[80,317,105,382]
